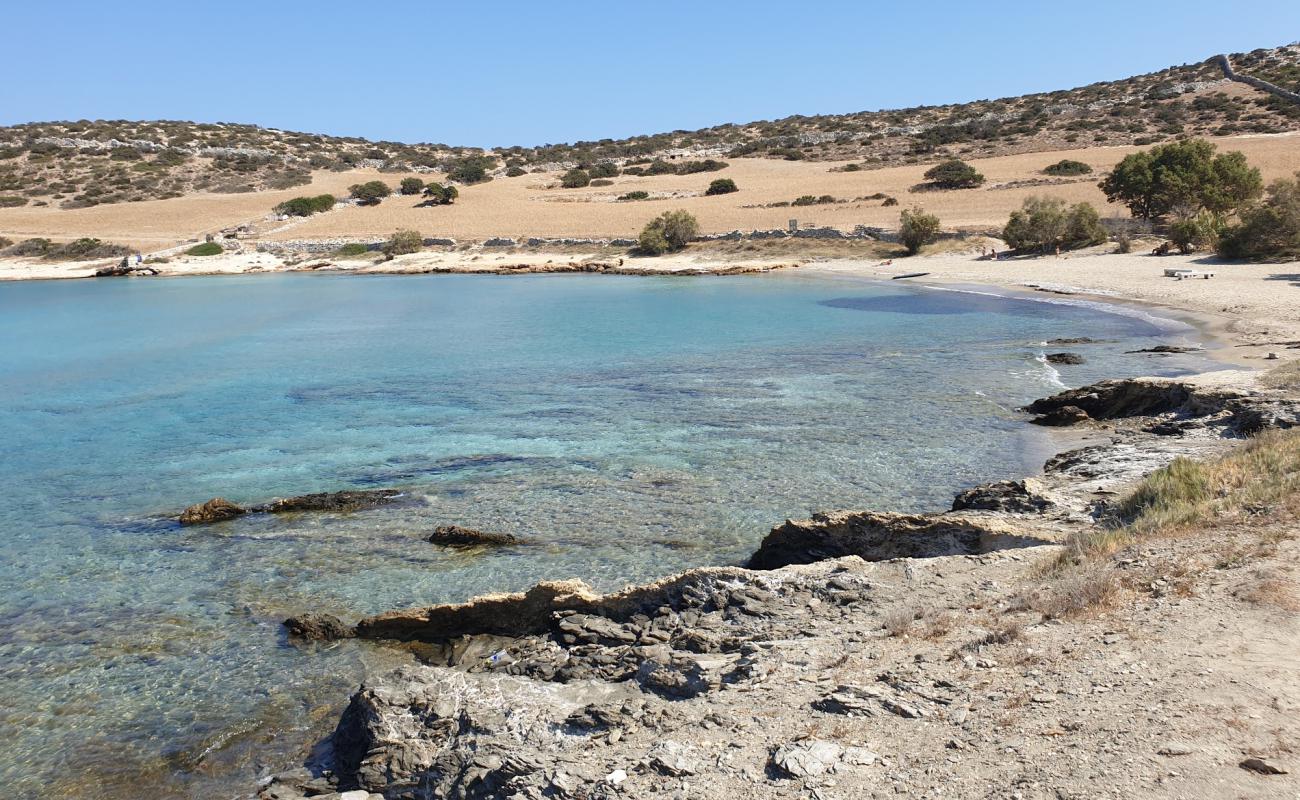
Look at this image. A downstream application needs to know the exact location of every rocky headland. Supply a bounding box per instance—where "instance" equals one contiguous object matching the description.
[256,375,1300,800]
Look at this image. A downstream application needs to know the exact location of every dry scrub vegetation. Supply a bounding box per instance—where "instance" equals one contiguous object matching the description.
[1023,380,1300,620]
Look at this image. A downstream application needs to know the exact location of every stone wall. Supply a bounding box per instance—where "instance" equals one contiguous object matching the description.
[1214,55,1300,106]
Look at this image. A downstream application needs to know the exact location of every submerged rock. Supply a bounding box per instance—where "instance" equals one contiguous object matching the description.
[428,524,524,547]
[747,510,1042,570]
[252,489,400,514]
[283,613,354,641]
[1046,337,1098,345]
[178,497,247,525]
[1126,344,1203,354]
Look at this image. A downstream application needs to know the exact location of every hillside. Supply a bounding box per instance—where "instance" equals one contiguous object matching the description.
[0,44,1297,216]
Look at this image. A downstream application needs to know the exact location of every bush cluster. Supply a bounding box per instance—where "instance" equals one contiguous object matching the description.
[445,155,497,184]
[274,194,335,216]
[618,190,650,201]
[792,194,837,206]
[638,210,699,255]
[1218,172,1300,261]
[399,177,425,195]
[0,195,28,208]
[1002,197,1108,253]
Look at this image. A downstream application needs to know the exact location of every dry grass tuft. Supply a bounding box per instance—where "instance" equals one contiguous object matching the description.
[1233,568,1300,611]
[1262,360,1300,392]
[1022,567,1124,619]
[882,602,924,637]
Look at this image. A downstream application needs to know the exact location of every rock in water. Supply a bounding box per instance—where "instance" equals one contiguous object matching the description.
[428,525,524,547]
[178,497,247,525]
[747,510,1041,569]
[1046,352,1085,365]
[283,614,354,641]
[1029,404,1091,427]
[253,489,400,514]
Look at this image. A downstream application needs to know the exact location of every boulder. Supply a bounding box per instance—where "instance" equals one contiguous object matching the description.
[770,739,843,779]
[952,479,1052,513]
[1046,352,1085,365]
[283,614,354,641]
[428,525,524,547]
[178,497,247,525]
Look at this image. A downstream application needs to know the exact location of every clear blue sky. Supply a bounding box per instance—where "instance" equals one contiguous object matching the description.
[3,1,1297,147]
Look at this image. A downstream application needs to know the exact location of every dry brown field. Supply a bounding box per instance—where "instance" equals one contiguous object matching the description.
[1,133,1297,252]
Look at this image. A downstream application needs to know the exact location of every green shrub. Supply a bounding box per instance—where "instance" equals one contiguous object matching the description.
[619,190,650,201]
[1100,138,1262,219]
[382,229,423,259]
[882,196,898,207]
[186,242,224,256]
[638,209,699,255]
[588,161,620,178]
[505,166,527,177]
[274,194,335,216]
[590,179,614,187]
[1043,159,1093,176]
[769,147,804,160]
[1002,197,1108,253]
[1168,210,1225,254]
[421,183,458,204]
[900,207,940,255]
[1218,172,1300,261]
[7,238,54,256]
[0,236,10,249]
[705,178,738,196]
[446,155,497,184]
[333,243,371,257]
[0,195,28,208]
[643,160,677,176]
[399,177,426,195]
[561,168,591,188]
[677,159,728,174]
[349,180,391,205]
[923,159,984,189]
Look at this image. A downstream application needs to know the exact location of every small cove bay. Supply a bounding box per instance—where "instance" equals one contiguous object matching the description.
[0,271,1212,798]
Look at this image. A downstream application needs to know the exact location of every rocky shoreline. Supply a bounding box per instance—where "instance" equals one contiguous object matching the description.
[253,375,1299,800]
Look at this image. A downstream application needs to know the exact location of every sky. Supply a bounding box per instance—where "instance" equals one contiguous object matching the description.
[3,1,1298,148]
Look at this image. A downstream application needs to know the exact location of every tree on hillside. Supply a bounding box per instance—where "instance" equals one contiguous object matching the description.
[637,210,699,255]
[923,159,984,189]
[1002,197,1108,253]
[399,177,426,195]
[349,181,391,206]
[899,207,940,254]
[445,155,497,184]
[421,182,459,205]
[1099,138,1262,220]
[1218,172,1300,260]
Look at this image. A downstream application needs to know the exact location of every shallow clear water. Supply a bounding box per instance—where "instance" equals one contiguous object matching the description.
[0,272,1212,798]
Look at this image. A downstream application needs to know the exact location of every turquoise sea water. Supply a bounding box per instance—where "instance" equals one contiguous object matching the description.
[0,272,1212,798]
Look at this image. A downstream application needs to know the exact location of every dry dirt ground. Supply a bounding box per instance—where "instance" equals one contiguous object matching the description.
[2,134,1298,252]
